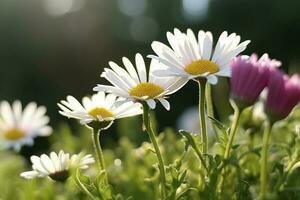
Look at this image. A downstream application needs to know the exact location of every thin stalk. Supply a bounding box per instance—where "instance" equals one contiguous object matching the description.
[217,100,241,194]
[275,158,299,191]
[189,135,209,173]
[191,138,209,188]
[205,83,219,141]
[259,122,273,199]
[142,104,167,199]
[74,169,98,200]
[92,128,108,185]
[224,100,241,160]
[198,79,208,155]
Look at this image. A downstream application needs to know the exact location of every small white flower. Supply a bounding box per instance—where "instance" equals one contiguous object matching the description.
[93,53,188,110]
[177,106,213,136]
[252,101,266,122]
[58,92,142,124]
[0,101,52,151]
[149,28,250,84]
[295,125,300,136]
[20,150,94,182]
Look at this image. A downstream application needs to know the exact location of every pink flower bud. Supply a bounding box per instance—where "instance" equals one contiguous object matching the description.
[230,54,281,109]
[266,70,300,122]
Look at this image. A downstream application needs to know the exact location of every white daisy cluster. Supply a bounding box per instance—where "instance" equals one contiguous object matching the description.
[20,150,94,182]
[0,101,52,151]
[93,28,250,110]
[15,28,249,187]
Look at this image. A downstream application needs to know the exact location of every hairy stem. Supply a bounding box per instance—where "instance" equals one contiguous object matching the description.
[92,128,108,185]
[275,158,299,191]
[205,83,219,141]
[198,80,208,156]
[217,100,241,194]
[259,122,273,199]
[142,104,167,199]
[74,169,97,200]
[224,100,241,160]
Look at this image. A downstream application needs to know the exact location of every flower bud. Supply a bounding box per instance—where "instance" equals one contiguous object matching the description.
[231,54,281,109]
[266,70,300,122]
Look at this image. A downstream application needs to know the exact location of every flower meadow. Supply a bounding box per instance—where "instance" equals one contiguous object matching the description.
[1,28,300,200]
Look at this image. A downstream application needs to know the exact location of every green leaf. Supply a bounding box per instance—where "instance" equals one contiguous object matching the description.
[208,116,227,133]
[96,170,107,186]
[178,170,187,183]
[232,144,240,149]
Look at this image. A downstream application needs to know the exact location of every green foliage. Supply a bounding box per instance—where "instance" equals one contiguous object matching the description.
[1,106,300,199]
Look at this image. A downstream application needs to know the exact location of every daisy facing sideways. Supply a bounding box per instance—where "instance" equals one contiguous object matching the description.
[93,53,188,110]
[0,101,52,151]
[149,28,250,84]
[20,151,94,182]
[58,91,142,124]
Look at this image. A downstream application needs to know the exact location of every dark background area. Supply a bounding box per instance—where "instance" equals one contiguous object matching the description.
[0,0,300,145]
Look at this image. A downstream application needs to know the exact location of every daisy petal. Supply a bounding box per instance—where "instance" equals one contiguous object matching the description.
[207,75,218,85]
[135,53,147,82]
[158,98,170,110]
[146,99,156,109]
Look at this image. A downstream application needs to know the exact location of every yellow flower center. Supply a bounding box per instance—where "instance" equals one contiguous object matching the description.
[184,59,219,75]
[129,83,164,98]
[88,107,114,119]
[4,128,25,140]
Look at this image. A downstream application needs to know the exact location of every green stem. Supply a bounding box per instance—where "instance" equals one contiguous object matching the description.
[142,104,167,199]
[190,137,209,173]
[217,100,241,194]
[74,169,97,200]
[224,100,241,160]
[198,79,208,156]
[205,83,219,141]
[259,122,273,199]
[275,158,299,191]
[92,128,108,185]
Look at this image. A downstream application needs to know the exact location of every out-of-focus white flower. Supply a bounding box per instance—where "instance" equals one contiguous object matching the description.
[295,125,300,136]
[58,92,142,124]
[252,101,267,122]
[0,101,52,151]
[177,106,213,136]
[20,151,94,182]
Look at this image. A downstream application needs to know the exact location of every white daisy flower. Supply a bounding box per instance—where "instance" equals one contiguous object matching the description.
[93,53,188,110]
[149,28,250,84]
[0,101,52,151]
[20,150,94,182]
[58,92,142,124]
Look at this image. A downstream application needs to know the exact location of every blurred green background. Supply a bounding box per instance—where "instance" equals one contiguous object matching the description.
[1,0,300,152]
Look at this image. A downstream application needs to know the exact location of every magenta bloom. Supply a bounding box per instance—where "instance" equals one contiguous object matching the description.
[266,70,300,122]
[230,54,281,109]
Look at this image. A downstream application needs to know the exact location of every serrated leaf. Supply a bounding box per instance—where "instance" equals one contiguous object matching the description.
[273,162,284,175]
[178,170,187,183]
[96,170,107,186]
[208,116,227,132]
[232,144,240,149]
[179,130,199,150]
[147,147,156,154]
[179,130,208,172]
[79,174,93,187]
[214,155,222,166]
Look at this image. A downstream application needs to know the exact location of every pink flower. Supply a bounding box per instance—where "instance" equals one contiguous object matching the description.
[230,54,281,109]
[266,70,300,122]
